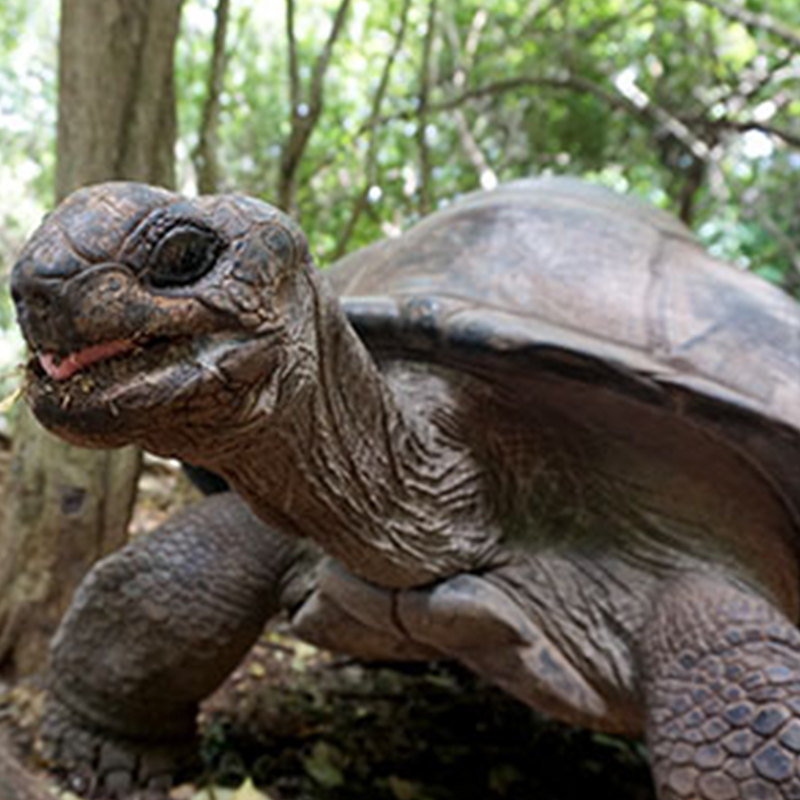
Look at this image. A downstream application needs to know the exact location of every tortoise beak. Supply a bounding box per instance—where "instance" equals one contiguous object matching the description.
[13,259,144,358]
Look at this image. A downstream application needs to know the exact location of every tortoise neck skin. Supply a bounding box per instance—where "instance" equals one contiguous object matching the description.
[12,182,497,589]
[206,266,498,588]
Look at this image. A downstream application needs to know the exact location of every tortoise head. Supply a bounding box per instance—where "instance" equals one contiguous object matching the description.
[12,182,317,458]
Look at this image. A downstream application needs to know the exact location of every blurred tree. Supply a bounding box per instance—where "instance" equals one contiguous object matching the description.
[279,0,352,214]
[0,0,185,676]
[331,0,413,258]
[192,0,231,194]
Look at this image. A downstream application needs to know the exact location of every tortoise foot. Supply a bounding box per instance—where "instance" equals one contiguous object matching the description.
[38,696,197,799]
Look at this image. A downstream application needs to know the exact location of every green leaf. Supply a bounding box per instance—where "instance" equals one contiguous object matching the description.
[302,741,346,788]
[387,775,424,800]
[488,763,523,795]
[231,778,273,800]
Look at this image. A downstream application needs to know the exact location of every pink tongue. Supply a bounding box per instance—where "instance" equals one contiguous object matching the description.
[39,340,135,381]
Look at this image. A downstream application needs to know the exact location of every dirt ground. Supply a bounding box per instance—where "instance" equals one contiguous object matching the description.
[0,456,656,800]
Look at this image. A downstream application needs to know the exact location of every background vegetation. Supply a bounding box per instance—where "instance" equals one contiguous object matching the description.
[1,0,798,324]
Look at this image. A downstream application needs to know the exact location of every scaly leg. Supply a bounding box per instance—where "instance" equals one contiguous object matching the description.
[640,575,800,800]
[39,492,315,798]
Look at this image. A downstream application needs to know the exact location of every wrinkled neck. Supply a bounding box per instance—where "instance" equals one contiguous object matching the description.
[215,271,495,588]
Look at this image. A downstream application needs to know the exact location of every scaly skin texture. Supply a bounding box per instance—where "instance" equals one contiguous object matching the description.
[641,577,800,799]
[11,181,800,798]
[39,492,316,797]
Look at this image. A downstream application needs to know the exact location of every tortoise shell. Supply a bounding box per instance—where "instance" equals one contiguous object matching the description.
[329,177,800,532]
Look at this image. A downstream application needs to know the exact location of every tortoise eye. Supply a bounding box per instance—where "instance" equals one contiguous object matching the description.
[147,226,223,288]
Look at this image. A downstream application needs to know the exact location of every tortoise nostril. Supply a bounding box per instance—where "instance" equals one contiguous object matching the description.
[11,260,64,311]
[10,266,67,350]
[19,285,56,314]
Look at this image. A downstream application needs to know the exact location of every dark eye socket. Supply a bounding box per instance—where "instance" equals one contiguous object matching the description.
[147,226,223,288]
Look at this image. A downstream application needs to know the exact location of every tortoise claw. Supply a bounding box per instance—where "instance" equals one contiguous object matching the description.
[38,695,197,799]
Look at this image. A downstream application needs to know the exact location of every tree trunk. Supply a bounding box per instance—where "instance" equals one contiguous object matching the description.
[193,0,231,195]
[278,0,351,215]
[0,0,185,678]
[55,0,183,196]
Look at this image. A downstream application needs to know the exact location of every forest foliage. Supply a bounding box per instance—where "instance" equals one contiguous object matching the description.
[0,0,798,327]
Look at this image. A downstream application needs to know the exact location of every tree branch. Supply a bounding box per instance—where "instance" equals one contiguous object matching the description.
[193,0,230,194]
[417,0,438,215]
[716,118,800,150]
[428,74,800,153]
[308,0,351,118]
[690,0,800,49]
[279,0,352,213]
[677,157,707,225]
[444,8,497,187]
[286,0,300,113]
[519,0,562,38]
[687,47,795,135]
[372,69,800,159]
[365,73,677,155]
[332,0,413,259]
[743,193,800,289]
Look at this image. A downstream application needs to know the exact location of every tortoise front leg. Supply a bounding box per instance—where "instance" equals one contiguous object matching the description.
[641,575,800,799]
[40,492,315,798]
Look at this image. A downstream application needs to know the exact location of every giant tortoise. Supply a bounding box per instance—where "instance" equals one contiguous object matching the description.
[11,177,800,800]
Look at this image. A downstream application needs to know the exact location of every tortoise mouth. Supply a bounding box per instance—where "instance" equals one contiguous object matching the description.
[28,334,196,400]
[24,327,279,452]
[23,332,207,450]
[38,340,139,381]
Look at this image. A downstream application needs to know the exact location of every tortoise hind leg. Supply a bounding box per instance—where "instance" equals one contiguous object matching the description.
[40,492,315,798]
[640,575,800,799]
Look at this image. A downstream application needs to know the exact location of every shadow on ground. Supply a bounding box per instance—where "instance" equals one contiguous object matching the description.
[196,627,655,800]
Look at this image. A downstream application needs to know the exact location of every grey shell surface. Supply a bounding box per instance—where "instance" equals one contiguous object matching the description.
[327,177,800,528]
